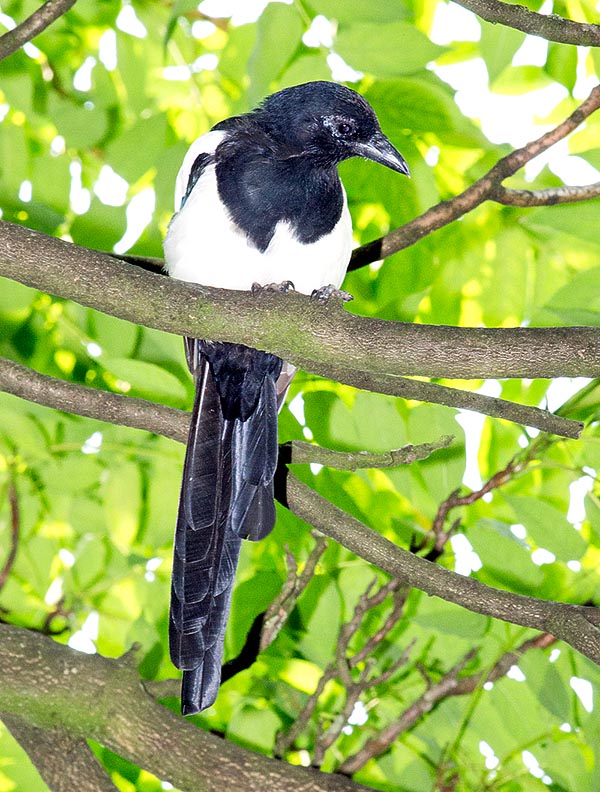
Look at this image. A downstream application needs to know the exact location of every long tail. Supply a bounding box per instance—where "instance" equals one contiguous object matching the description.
[169,338,283,715]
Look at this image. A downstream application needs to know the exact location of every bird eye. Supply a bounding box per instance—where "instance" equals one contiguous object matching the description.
[336,121,353,136]
[324,116,357,140]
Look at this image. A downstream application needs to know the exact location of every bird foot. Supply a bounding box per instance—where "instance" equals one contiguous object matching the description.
[310,284,354,304]
[252,280,296,294]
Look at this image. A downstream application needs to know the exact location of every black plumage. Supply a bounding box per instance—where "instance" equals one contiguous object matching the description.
[164,81,409,715]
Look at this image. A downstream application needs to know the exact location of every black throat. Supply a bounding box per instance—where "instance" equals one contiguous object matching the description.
[213,122,344,253]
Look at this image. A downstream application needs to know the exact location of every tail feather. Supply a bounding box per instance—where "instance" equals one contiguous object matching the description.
[169,338,284,714]
[228,376,280,540]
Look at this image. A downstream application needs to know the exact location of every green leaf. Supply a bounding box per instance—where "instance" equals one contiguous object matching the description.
[411,606,488,638]
[470,520,544,591]
[247,3,305,105]
[226,703,282,754]
[524,202,600,250]
[307,0,410,23]
[69,199,127,253]
[102,357,188,406]
[545,43,578,92]
[491,65,554,95]
[103,462,142,552]
[479,20,526,83]
[335,22,444,77]
[106,114,168,183]
[531,265,600,326]
[365,78,488,147]
[504,495,588,562]
[278,53,331,89]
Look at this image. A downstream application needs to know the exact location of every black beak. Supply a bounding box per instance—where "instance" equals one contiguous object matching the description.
[352,131,410,176]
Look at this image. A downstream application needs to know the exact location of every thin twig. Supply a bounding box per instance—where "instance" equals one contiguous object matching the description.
[261,533,328,651]
[429,436,552,553]
[497,182,600,206]
[350,85,600,268]
[339,633,556,775]
[0,480,19,592]
[339,649,478,775]
[0,0,77,61]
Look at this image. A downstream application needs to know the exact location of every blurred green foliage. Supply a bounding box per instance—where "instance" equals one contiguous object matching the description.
[0,0,599,790]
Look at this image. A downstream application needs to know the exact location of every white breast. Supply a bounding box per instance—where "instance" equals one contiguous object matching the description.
[163,132,353,296]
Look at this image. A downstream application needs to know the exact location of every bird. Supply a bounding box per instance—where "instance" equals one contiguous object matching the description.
[163,80,410,716]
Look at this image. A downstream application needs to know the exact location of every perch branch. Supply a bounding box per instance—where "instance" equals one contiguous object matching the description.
[1,222,599,384]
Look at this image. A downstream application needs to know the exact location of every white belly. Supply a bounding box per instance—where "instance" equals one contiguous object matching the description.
[163,133,352,295]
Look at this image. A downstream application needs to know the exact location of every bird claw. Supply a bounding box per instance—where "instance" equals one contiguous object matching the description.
[310,284,354,304]
[252,280,296,294]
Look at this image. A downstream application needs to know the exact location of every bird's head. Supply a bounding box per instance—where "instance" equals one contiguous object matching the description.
[256,81,410,176]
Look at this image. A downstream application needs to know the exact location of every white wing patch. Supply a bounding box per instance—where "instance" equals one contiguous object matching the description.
[164,131,353,295]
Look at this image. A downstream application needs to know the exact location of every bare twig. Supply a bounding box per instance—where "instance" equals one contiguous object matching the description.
[261,533,328,651]
[276,578,410,760]
[339,633,556,775]
[453,0,600,46]
[339,649,478,775]
[0,480,19,592]
[278,578,412,765]
[428,436,554,554]
[350,85,600,268]
[0,0,77,61]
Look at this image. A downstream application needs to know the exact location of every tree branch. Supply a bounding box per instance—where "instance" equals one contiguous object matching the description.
[2,354,595,670]
[0,356,583,441]
[0,0,77,61]
[496,182,600,207]
[285,473,600,665]
[1,713,119,792]
[0,624,376,792]
[1,223,599,383]
[453,0,600,47]
[350,85,600,268]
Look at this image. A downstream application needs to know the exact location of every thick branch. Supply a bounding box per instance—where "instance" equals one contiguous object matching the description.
[0,356,583,440]
[0,0,77,61]
[350,85,600,268]
[0,624,375,792]
[285,473,600,665]
[1,714,118,792]
[1,223,599,381]
[453,0,600,46]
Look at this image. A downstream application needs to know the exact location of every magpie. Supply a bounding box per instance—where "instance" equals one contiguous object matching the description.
[163,80,410,716]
